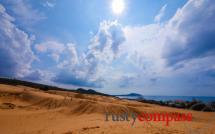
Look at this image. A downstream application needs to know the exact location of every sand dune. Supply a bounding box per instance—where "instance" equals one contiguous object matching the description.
[0,84,214,134]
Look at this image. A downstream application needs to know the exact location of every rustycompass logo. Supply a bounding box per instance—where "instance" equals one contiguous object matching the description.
[105,112,192,126]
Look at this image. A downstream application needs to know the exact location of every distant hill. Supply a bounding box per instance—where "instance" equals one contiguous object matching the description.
[0,77,66,91]
[0,78,110,97]
[114,93,144,99]
[76,88,110,96]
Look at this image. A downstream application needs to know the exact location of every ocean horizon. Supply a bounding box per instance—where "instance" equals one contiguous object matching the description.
[117,95,215,103]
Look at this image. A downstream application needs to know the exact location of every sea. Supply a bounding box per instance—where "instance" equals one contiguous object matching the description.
[117,95,215,103]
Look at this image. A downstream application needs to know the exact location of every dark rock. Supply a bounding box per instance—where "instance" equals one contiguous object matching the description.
[169,103,176,107]
[190,103,206,111]
[175,103,186,109]
[202,106,214,112]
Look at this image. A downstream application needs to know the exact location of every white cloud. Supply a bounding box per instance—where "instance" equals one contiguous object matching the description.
[43,1,56,8]
[93,0,215,92]
[54,1,215,88]
[9,0,213,92]
[88,20,125,63]
[0,4,35,77]
[1,0,45,27]
[1,0,214,93]
[35,41,63,52]
[35,41,65,62]
[163,0,215,66]
[122,23,166,75]
[23,69,54,81]
[121,0,215,77]
[54,20,126,87]
[154,4,167,23]
[67,43,79,65]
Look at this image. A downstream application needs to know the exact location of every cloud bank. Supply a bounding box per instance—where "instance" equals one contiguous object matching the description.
[0,4,35,77]
[0,0,215,95]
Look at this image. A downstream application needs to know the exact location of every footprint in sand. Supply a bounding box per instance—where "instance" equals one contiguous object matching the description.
[0,102,16,109]
[82,126,100,131]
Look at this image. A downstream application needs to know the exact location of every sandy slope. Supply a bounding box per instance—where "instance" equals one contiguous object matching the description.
[0,84,214,134]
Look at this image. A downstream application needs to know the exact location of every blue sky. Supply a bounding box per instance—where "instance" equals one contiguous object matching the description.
[0,0,215,96]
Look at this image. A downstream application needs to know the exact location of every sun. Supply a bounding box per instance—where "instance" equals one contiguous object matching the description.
[112,0,125,15]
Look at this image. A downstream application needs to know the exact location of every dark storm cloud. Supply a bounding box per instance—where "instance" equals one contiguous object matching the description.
[163,0,215,66]
[53,71,104,88]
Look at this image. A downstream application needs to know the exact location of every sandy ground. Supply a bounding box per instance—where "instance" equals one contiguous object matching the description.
[0,84,214,134]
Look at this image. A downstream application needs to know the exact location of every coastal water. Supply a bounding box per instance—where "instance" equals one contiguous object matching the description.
[118,95,215,103]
